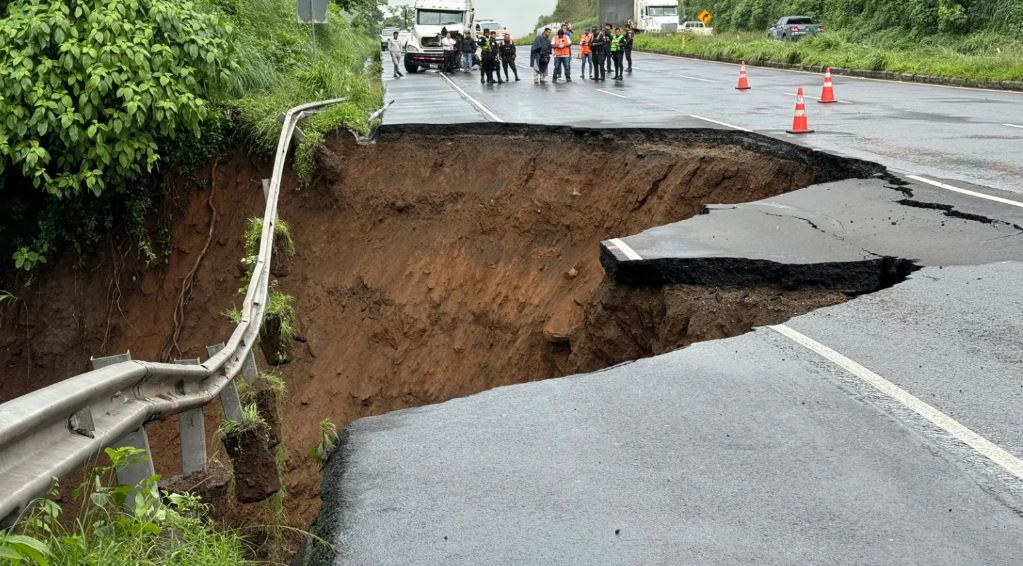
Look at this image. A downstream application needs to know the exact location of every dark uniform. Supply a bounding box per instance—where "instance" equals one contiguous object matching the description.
[624,29,635,72]
[499,40,519,81]
[590,31,607,81]
[480,34,501,84]
[604,25,613,72]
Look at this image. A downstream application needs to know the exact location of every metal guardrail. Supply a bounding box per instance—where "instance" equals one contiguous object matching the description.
[0,98,346,528]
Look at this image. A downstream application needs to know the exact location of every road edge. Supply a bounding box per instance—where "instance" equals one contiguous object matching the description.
[637,48,1023,92]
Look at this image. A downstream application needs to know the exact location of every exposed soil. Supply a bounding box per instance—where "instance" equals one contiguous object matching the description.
[0,125,887,552]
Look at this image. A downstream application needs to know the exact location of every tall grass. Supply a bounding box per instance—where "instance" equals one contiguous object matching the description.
[635,30,1023,83]
[202,0,384,155]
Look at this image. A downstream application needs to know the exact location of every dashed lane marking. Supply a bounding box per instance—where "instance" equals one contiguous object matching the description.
[1004,123,1023,129]
[771,324,1023,482]
[907,175,1023,209]
[597,89,630,99]
[607,238,643,261]
[689,114,752,132]
[781,91,853,104]
[679,74,717,83]
[438,72,505,123]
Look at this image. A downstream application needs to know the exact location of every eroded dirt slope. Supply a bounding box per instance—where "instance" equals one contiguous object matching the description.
[0,125,884,534]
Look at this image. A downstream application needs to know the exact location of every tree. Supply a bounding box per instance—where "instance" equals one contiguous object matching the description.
[0,0,235,199]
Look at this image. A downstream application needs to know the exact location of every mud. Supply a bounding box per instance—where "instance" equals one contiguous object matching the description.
[0,125,889,542]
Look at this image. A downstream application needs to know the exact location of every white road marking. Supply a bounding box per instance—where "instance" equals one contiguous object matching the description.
[781,91,853,104]
[1004,123,1023,129]
[771,324,1023,481]
[597,89,629,99]
[607,238,643,261]
[689,114,752,132]
[907,175,1023,209]
[438,72,505,123]
[679,74,717,83]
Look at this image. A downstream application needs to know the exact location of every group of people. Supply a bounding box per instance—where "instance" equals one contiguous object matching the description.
[384,22,637,86]
[530,23,635,84]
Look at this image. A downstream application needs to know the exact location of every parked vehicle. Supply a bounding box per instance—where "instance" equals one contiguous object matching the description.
[474,19,507,35]
[404,0,475,73]
[680,21,715,36]
[768,16,824,41]
[380,27,398,50]
[600,0,681,33]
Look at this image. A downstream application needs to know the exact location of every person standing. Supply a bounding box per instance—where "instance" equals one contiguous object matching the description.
[590,27,606,81]
[551,28,572,82]
[624,25,635,73]
[461,31,476,72]
[604,23,614,74]
[579,28,593,80]
[499,33,520,81]
[387,30,404,79]
[441,31,457,73]
[531,28,552,84]
[610,27,625,80]
[489,30,504,84]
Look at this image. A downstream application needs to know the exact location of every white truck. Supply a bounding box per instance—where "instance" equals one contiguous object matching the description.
[600,0,681,33]
[404,0,475,73]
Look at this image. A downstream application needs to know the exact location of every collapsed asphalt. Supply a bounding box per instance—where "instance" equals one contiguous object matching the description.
[302,53,1023,565]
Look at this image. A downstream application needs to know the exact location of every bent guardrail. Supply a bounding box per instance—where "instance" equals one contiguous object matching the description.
[0,98,345,528]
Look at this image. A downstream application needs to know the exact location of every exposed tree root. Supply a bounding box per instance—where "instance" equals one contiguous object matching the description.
[162,163,219,361]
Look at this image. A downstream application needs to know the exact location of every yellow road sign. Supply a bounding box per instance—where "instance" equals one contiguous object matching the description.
[697,9,713,25]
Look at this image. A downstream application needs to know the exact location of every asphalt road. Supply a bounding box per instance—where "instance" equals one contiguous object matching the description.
[383,49,1023,195]
[308,267,1023,566]
[305,52,1023,565]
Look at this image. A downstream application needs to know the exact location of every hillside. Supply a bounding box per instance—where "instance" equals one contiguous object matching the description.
[539,0,1023,37]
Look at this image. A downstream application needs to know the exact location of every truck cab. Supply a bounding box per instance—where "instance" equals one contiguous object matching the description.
[635,1,680,33]
[404,0,475,73]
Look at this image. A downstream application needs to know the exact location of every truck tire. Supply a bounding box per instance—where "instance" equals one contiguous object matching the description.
[404,56,420,74]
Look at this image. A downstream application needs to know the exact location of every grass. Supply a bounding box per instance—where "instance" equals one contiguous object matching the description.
[264,282,296,364]
[242,217,295,270]
[217,403,268,438]
[634,30,1023,83]
[206,0,383,183]
[1,447,253,566]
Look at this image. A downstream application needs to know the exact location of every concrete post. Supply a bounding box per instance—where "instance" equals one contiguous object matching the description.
[206,344,245,422]
[174,359,206,477]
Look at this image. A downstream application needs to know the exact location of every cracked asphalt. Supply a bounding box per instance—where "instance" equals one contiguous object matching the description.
[306,51,1023,565]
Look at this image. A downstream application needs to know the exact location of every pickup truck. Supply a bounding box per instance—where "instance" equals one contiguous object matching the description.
[767,16,824,41]
[680,21,714,36]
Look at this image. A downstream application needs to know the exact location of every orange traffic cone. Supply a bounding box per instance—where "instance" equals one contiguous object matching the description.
[819,67,837,103]
[787,87,814,134]
[735,61,751,90]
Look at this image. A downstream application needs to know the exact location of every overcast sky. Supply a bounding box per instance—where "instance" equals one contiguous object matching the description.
[387,0,558,35]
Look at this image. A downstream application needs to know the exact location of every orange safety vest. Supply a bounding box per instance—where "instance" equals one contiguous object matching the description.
[580,33,593,55]
[552,35,571,57]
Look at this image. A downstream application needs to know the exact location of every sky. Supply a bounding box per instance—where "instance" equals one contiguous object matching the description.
[387,0,558,35]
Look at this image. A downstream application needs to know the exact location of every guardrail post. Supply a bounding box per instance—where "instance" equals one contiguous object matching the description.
[91,352,157,508]
[174,359,207,477]
[207,344,245,422]
[262,179,271,200]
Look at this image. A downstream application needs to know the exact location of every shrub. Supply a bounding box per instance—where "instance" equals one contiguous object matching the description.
[0,0,236,199]
[3,446,253,565]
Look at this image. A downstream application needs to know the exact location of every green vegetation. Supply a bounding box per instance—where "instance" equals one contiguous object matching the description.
[264,282,296,364]
[539,0,1023,82]
[217,402,268,438]
[308,419,339,467]
[0,0,383,277]
[635,30,1023,82]
[0,447,253,566]
[242,216,295,269]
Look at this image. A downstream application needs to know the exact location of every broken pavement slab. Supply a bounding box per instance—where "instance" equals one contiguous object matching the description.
[306,263,1023,566]
[601,176,1023,287]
